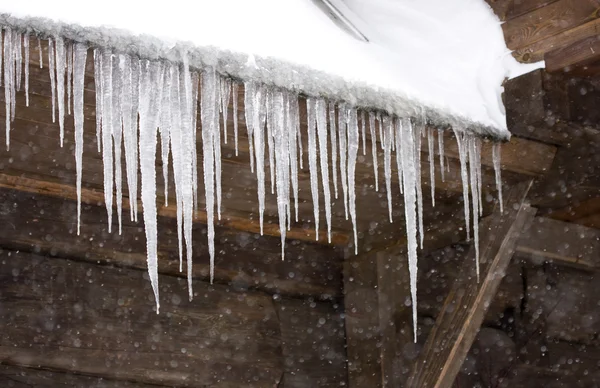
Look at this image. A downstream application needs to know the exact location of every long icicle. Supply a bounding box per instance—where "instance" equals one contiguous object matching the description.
[468,136,480,281]
[93,49,103,152]
[111,55,124,235]
[399,118,419,342]
[24,34,29,107]
[369,112,379,191]
[54,36,66,147]
[73,42,88,235]
[4,27,13,149]
[232,82,239,156]
[243,81,255,173]
[273,90,289,258]
[427,127,436,207]
[453,128,471,241]
[138,60,163,313]
[383,115,393,223]
[316,98,332,243]
[100,48,114,232]
[286,92,300,223]
[201,68,218,283]
[347,107,359,254]
[328,102,338,199]
[438,129,445,182]
[338,103,349,219]
[306,97,320,239]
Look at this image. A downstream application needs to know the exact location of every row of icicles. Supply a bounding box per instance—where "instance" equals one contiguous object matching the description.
[1,28,504,340]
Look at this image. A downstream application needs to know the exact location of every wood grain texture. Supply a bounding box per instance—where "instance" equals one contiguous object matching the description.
[545,34,600,73]
[407,181,536,388]
[0,186,344,300]
[0,250,283,387]
[503,0,600,51]
[516,216,600,268]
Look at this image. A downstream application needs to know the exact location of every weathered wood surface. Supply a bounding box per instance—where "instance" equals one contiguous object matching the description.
[0,249,348,387]
[0,365,158,387]
[516,216,600,268]
[0,186,344,300]
[503,0,600,59]
[524,264,600,343]
[0,250,282,387]
[407,181,536,388]
[344,247,414,388]
[276,298,347,388]
[486,0,560,21]
[545,34,600,75]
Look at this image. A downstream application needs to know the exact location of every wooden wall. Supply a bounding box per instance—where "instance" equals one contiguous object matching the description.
[0,187,348,387]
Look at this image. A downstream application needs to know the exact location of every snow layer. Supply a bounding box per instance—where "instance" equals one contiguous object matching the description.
[0,0,540,139]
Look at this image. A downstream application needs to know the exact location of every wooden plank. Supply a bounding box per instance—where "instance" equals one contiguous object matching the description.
[407,181,536,388]
[515,217,600,268]
[512,16,600,63]
[545,34,600,73]
[524,265,600,343]
[0,186,344,300]
[503,0,600,51]
[343,246,414,388]
[0,365,157,387]
[0,250,283,387]
[276,298,347,387]
[508,0,562,19]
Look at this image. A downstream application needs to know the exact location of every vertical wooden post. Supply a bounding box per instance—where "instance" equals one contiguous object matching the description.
[344,247,414,387]
[407,180,536,388]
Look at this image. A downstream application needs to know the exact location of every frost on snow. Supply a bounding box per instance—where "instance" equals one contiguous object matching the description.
[0,30,505,337]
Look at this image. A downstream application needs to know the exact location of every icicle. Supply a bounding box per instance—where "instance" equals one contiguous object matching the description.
[13,32,22,92]
[287,92,299,222]
[493,143,504,213]
[73,43,87,236]
[168,65,184,273]
[368,112,379,191]
[120,54,139,223]
[55,37,66,145]
[337,103,349,219]
[328,102,338,199]
[138,59,163,313]
[254,84,267,235]
[159,66,171,207]
[295,96,303,170]
[4,27,13,149]
[316,98,332,243]
[220,77,231,144]
[382,115,393,223]
[376,112,384,151]
[37,38,42,68]
[360,110,366,156]
[66,42,73,115]
[453,128,471,241]
[347,107,359,254]
[0,29,3,89]
[266,90,276,195]
[414,122,424,249]
[131,59,140,222]
[191,71,199,213]
[112,56,124,235]
[399,118,419,343]
[232,82,239,156]
[427,128,436,207]
[468,136,480,281]
[24,34,29,107]
[181,55,195,298]
[272,90,289,258]
[243,81,255,173]
[438,130,445,182]
[394,118,404,196]
[212,75,223,221]
[306,97,320,239]
[93,49,103,153]
[100,49,114,232]
[476,140,483,213]
[9,31,16,123]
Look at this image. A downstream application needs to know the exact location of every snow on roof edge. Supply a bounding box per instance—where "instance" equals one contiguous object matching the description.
[0,13,510,141]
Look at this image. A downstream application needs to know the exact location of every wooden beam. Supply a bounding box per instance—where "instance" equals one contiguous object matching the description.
[545,34,600,74]
[515,216,600,269]
[0,186,344,300]
[344,246,414,388]
[512,16,600,63]
[407,180,536,388]
[0,250,284,387]
[503,0,600,52]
